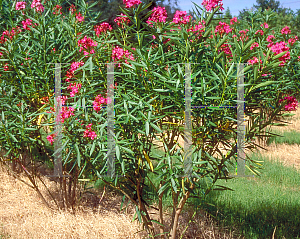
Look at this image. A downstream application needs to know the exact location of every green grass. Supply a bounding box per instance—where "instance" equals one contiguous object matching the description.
[194,152,300,239]
[266,129,300,145]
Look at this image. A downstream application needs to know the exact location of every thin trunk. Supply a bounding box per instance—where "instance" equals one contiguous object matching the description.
[170,190,179,229]
[137,177,155,237]
[169,183,195,239]
[159,181,165,239]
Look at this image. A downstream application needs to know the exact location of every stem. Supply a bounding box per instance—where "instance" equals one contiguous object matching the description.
[169,183,195,239]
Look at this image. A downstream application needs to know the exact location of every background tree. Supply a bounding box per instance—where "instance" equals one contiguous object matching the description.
[253,0,281,12]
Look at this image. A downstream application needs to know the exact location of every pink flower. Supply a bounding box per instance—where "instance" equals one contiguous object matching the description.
[187,20,205,38]
[56,96,68,105]
[250,42,259,50]
[247,57,262,65]
[218,43,232,57]
[281,26,291,35]
[288,36,298,46]
[111,45,135,67]
[65,61,85,82]
[270,41,290,66]
[238,29,249,42]
[47,134,55,145]
[83,124,97,140]
[215,22,232,36]
[147,6,168,26]
[114,13,130,27]
[77,36,97,57]
[266,35,275,43]
[230,17,238,25]
[123,0,141,8]
[202,0,224,12]
[22,19,33,30]
[255,30,264,36]
[172,11,192,25]
[60,107,75,123]
[67,82,82,97]
[76,12,84,22]
[94,22,113,37]
[16,2,26,10]
[260,22,268,28]
[4,63,9,71]
[31,0,44,13]
[69,4,76,14]
[93,95,111,112]
[279,95,298,111]
[53,5,62,15]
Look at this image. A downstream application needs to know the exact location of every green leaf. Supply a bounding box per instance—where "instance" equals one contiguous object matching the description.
[75,144,81,168]
[116,144,120,161]
[145,121,149,136]
[150,122,163,133]
[157,181,170,195]
[271,51,288,61]
[90,142,95,157]
[251,81,277,91]
[171,178,177,193]
[216,35,228,49]
[242,38,256,53]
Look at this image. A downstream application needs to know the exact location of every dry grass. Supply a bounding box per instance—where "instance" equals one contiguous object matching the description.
[0,163,245,239]
[252,108,300,171]
[1,108,299,239]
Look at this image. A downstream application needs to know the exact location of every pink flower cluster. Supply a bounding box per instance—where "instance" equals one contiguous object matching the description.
[172,11,192,25]
[114,13,130,27]
[288,36,298,46]
[4,63,9,71]
[31,0,44,13]
[47,134,56,145]
[266,35,275,48]
[53,5,62,15]
[270,41,290,66]
[16,1,26,11]
[111,46,135,67]
[67,82,82,97]
[202,0,224,12]
[187,20,205,38]
[22,19,33,30]
[76,12,84,22]
[77,36,97,57]
[146,6,168,26]
[237,29,249,42]
[83,124,97,140]
[260,22,269,28]
[218,43,232,57]
[69,4,76,14]
[57,96,68,106]
[0,27,21,44]
[279,95,299,111]
[281,26,291,35]
[250,42,259,50]
[255,30,264,36]
[230,17,238,25]
[215,22,232,36]
[247,57,262,65]
[123,0,141,8]
[93,94,112,112]
[94,22,113,37]
[65,61,85,82]
[60,107,75,123]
